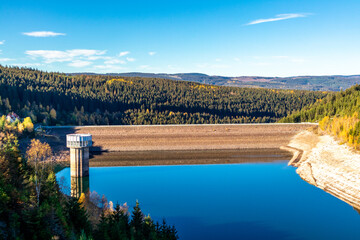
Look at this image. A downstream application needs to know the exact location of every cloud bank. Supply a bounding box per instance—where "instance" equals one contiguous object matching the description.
[0,58,13,62]
[24,49,138,69]
[26,49,107,63]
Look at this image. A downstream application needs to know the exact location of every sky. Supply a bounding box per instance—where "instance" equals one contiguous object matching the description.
[0,0,360,77]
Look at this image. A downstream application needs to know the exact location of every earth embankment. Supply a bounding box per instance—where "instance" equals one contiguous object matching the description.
[45,123,315,152]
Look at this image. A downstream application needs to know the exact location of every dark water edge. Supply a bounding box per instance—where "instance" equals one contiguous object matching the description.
[89,148,293,167]
[57,151,360,240]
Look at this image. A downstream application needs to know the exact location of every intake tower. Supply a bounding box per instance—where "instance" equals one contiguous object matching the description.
[66,134,92,177]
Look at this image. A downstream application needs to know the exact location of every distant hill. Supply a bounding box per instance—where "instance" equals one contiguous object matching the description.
[71,72,360,91]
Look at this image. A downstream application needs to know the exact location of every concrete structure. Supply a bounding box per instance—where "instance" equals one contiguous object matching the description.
[71,176,89,199]
[66,134,92,178]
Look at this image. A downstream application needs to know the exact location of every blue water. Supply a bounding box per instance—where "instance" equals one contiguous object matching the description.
[57,162,360,240]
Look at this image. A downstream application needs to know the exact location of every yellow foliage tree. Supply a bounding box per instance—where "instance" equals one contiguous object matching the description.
[319,116,330,131]
[23,117,34,133]
[17,122,24,134]
[26,139,53,206]
[319,113,360,149]
[78,193,86,208]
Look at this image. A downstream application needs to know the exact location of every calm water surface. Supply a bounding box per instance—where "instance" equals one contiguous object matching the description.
[57,161,360,240]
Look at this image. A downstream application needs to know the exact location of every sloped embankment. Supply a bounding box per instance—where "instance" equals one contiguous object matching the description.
[46,123,315,152]
[284,130,360,209]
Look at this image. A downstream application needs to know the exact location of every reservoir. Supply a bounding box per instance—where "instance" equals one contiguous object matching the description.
[57,152,360,240]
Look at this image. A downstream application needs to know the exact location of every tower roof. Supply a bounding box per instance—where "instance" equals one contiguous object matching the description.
[66,134,92,148]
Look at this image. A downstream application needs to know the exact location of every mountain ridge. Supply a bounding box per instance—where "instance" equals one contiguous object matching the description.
[69,72,360,91]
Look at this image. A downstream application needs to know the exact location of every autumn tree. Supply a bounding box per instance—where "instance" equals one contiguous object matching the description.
[26,139,53,206]
[23,117,34,133]
[50,108,57,120]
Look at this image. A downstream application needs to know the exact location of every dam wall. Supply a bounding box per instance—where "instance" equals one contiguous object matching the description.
[45,123,316,152]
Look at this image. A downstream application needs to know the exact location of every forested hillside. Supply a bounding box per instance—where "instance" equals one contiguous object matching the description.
[280,85,360,148]
[0,65,327,126]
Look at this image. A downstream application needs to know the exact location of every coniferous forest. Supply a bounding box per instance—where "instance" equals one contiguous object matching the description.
[0,65,328,126]
[280,84,360,149]
[0,118,178,239]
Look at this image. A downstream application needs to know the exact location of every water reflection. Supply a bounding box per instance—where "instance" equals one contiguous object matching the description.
[71,176,89,198]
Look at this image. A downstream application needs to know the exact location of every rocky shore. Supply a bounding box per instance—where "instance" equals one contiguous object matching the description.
[285,130,360,209]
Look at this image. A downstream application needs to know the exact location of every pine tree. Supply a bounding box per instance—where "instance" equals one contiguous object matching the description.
[130,201,144,240]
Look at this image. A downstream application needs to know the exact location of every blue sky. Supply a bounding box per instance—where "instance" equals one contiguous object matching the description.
[1,0,360,76]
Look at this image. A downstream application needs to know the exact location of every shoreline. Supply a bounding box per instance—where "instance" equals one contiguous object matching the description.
[88,148,292,167]
[284,130,360,209]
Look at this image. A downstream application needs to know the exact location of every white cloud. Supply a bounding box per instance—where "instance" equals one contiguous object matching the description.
[87,56,110,60]
[149,51,156,56]
[246,13,308,25]
[104,58,126,64]
[26,50,70,62]
[24,49,135,69]
[68,60,92,67]
[25,49,106,63]
[22,31,66,37]
[0,58,14,62]
[0,40,5,45]
[119,51,130,57]
[67,49,107,57]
